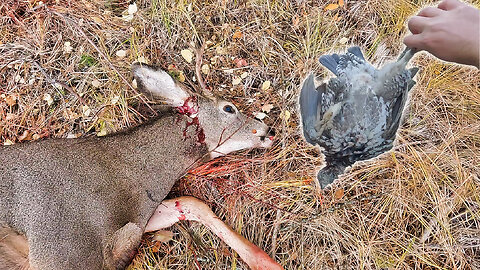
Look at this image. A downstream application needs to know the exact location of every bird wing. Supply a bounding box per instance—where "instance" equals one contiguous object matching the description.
[383,67,419,140]
[300,73,327,145]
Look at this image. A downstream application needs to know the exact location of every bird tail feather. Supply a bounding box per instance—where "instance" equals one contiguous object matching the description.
[317,162,349,189]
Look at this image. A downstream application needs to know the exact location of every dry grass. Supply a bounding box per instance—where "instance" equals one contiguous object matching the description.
[1,0,479,269]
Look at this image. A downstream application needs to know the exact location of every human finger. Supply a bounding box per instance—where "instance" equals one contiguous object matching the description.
[417,7,444,17]
[403,34,426,51]
[438,0,462,11]
[408,16,430,35]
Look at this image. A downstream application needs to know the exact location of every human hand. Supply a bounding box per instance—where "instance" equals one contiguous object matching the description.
[404,0,480,68]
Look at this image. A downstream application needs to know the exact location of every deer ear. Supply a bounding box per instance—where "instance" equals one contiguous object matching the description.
[132,63,190,107]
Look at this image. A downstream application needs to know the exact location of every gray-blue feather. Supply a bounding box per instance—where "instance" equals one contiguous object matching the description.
[300,46,418,188]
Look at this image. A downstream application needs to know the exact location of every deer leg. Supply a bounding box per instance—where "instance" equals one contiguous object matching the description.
[0,226,33,270]
[145,196,283,270]
[104,222,143,270]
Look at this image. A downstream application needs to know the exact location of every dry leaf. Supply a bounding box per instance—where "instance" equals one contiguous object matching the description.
[234,58,248,68]
[261,104,274,113]
[232,31,243,39]
[215,46,226,55]
[6,113,15,121]
[280,110,291,121]
[232,77,242,85]
[177,72,185,82]
[181,49,194,63]
[137,56,148,64]
[97,126,107,137]
[92,79,101,88]
[3,139,14,146]
[43,93,54,106]
[324,3,339,11]
[240,72,249,79]
[116,50,127,58]
[261,80,271,90]
[254,112,267,120]
[201,64,210,75]
[111,96,120,105]
[334,188,344,200]
[82,105,91,117]
[152,230,174,243]
[18,130,31,142]
[339,0,344,7]
[5,95,17,106]
[339,37,348,44]
[63,41,73,54]
[92,16,103,24]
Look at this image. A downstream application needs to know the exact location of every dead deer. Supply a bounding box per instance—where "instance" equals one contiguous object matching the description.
[0,63,282,270]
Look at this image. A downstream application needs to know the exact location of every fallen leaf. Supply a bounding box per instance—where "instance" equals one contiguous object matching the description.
[201,64,210,75]
[92,16,103,24]
[261,80,271,90]
[261,104,274,113]
[339,37,348,44]
[240,72,249,79]
[63,41,73,53]
[152,230,174,243]
[232,31,243,39]
[232,77,242,85]
[6,113,15,121]
[3,139,14,146]
[97,129,107,137]
[215,46,226,55]
[121,3,138,21]
[14,74,22,83]
[82,105,91,117]
[280,110,291,121]
[116,50,127,58]
[92,79,101,88]
[111,96,120,104]
[43,93,54,106]
[324,3,339,11]
[254,112,267,120]
[334,188,344,200]
[128,3,138,14]
[5,95,17,106]
[234,58,248,68]
[339,0,344,7]
[177,71,185,82]
[181,49,194,63]
[137,56,148,64]
[18,130,31,142]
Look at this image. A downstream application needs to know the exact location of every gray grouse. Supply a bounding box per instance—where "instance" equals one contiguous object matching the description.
[300,46,418,188]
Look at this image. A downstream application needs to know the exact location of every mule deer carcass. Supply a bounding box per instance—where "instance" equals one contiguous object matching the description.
[0,63,282,269]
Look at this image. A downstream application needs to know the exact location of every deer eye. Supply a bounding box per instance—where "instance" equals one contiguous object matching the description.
[223,105,235,114]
